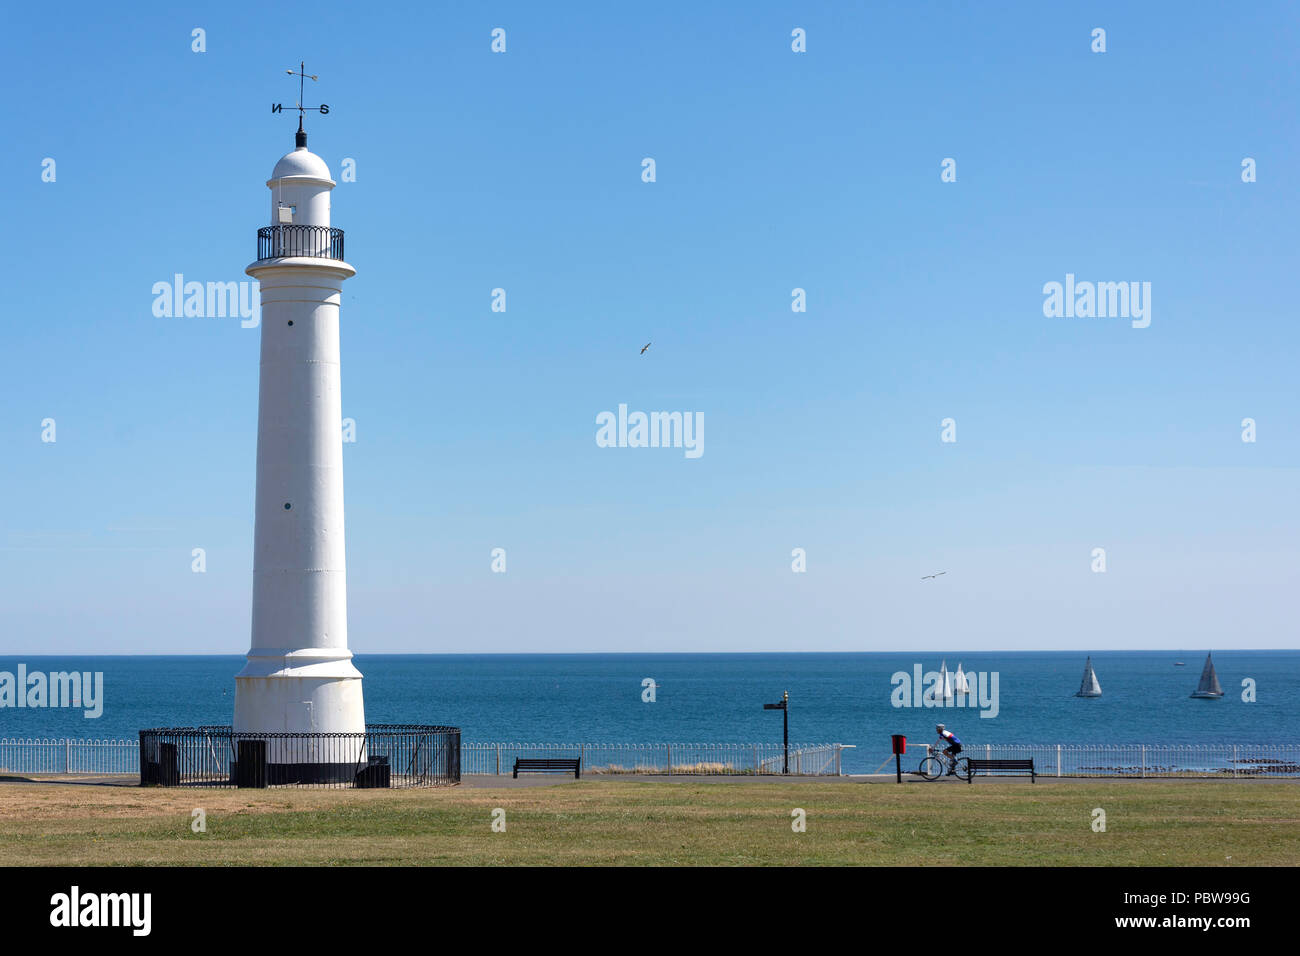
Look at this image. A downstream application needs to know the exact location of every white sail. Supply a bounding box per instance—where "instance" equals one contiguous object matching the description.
[1076,656,1102,697]
[954,662,971,694]
[939,659,954,699]
[1191,652,1224,698]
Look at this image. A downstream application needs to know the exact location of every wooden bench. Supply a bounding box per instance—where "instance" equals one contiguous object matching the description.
[513,757,581,779]
[966,758,1035,783]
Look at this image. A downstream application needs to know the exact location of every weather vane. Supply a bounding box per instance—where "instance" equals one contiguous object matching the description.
[272,61,330,145]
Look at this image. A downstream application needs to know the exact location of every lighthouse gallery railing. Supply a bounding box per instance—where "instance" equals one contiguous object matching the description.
[256,224,345,261]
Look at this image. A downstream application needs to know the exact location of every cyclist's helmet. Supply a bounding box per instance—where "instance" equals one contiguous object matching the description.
[935,724,945,733]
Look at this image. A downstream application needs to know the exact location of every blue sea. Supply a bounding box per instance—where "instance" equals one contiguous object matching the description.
[0,652,1293,774]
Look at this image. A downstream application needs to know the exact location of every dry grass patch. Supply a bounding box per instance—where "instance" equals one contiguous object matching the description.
[0,778,1295,866]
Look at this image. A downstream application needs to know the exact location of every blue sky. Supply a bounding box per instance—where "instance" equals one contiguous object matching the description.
[0,2,1296,653]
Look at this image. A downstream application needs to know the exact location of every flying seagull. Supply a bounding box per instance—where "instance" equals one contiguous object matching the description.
[640,342,651,354]
[921,571,947,580]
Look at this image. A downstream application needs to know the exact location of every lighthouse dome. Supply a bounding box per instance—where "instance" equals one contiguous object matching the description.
[265,144,335,229]
[271,146,333,183]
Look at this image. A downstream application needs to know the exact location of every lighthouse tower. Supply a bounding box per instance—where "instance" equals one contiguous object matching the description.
[233,120,364,777]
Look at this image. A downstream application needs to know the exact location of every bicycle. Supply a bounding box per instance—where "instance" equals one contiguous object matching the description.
[918,742,971,781]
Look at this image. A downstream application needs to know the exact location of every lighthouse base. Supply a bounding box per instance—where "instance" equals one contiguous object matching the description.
[231,648,369,785]
[229,750,376,787]
[233,647,367,735]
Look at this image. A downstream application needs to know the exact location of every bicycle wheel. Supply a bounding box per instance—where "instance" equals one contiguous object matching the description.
[955,757,972,781]
[918,756,943,780]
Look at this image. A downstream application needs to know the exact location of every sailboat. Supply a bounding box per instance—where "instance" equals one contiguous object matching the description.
[937,659,954,700]
[1075,656,1102,697]
[1190,652,1224,699]
[954,662,971,695]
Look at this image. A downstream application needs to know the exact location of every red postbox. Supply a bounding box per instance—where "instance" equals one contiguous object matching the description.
[891,734,907,783]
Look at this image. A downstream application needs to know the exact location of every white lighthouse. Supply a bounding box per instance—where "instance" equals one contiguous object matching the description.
[233,119,365,777]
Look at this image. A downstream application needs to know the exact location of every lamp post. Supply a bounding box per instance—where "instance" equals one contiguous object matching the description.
[763,691,789,774]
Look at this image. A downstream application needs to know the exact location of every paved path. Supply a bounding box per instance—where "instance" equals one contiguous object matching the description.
[462,773,856,787]
[464,773,1298,787]
[849,773,1298,785]
[3,772,1294,790]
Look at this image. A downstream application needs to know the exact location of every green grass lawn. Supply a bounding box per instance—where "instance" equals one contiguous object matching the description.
[1,779,1296,866]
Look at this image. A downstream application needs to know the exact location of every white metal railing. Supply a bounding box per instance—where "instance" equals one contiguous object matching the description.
[0,737,140,775]
[459,742,848,775]
[757,744,855,775]
[1,739,848,777]
[954,744,1300,777]
[4,739,1297,779]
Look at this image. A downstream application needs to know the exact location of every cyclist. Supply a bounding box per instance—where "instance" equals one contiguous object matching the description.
[936,723,962,775]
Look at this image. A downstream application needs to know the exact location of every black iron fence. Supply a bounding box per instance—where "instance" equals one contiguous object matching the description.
[256,224,345,261]
[138,725,459,789]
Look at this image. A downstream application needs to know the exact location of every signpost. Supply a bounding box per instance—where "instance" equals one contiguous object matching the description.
[763,691,789,774]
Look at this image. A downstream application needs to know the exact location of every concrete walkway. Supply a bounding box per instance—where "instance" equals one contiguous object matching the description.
[464,772,1297,787]
[848,773,1298,785]
[460,773,858,788]
[2,771,1294,790]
